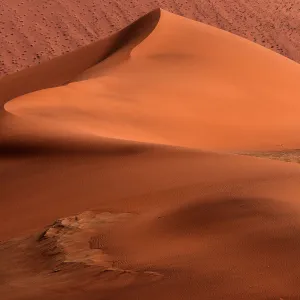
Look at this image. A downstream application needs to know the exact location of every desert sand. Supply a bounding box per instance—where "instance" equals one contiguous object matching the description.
[1,8,300,300]
[1,0,300,77]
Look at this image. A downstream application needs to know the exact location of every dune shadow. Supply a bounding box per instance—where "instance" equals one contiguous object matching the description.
[0,138,151,158]
[157,197,288,234]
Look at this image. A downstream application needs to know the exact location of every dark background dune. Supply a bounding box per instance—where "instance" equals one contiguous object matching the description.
[1,0,300,77]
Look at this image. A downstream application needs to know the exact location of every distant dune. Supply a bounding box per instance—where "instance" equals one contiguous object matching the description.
[1,0,300,77]
[1,8,300,300]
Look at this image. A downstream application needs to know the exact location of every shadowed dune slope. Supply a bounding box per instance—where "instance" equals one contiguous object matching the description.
[1,0,300,77]
[0,9,160,108]
[2,9,300,300]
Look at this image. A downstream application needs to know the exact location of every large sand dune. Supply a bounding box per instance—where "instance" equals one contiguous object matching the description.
[2,9,300,151]
[1,9,300,300]
[1,0,300,76]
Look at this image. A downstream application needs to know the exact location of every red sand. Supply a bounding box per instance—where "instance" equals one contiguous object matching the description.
[1,0,300,77]
[1,8,300,300]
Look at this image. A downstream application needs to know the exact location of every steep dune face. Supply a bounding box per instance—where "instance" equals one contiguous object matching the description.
[1,0,300,77]
[0,9,161,108]
[4,10,300,151]
[2,9,300,300]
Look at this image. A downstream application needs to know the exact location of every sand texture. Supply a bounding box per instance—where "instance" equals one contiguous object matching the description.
[1,0,300,77]
[1,8,300,300]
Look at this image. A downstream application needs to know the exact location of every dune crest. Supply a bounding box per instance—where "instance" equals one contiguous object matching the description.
[0,9,161,108]
[3,9,300,151]
[1,0,300,76]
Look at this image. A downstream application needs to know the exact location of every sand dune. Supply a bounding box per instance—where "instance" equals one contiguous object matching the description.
[2,8,300,300]
[1,0,300,76]
[0,9,160,108]
[3,9,300,151]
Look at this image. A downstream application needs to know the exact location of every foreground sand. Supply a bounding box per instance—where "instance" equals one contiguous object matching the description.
[1,9,300,300]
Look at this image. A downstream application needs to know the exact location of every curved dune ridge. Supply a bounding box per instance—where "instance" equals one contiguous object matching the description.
[1,0,300,77]
[2,9,300,300]
[2,9,300,151]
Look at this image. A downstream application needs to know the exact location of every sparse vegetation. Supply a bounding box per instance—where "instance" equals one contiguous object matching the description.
[240,150,300,164]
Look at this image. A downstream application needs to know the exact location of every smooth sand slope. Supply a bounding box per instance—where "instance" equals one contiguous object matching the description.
[3,9,300,151]
[1,0,300,76]
[1,9,300,300]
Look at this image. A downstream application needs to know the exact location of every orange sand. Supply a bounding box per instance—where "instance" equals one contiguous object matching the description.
[1,0,300,76]
[1,9,300,300]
